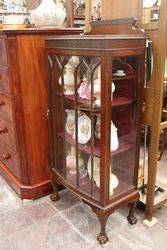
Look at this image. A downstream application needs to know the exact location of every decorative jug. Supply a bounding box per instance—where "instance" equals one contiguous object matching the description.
[29,0,66,27]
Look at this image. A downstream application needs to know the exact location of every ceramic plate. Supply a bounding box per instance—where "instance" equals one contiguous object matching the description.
[75,114,91,144]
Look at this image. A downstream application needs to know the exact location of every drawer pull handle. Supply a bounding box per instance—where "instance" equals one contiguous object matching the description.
[2,153,11,160]
[0,127,8,134]
[0,101,5,107]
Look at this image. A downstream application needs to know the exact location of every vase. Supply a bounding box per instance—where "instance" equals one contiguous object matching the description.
[29,0,66,27]
[59,57,80,95]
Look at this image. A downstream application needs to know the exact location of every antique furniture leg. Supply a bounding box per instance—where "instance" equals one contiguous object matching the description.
[96,210,110,245]
[50,180,60,202]
[127,202,137,225]
[83,200,110,245]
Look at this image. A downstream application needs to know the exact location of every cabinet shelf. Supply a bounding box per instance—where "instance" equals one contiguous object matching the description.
[57,132,133,157]
[112,75,136,81]
[57,92,136,111]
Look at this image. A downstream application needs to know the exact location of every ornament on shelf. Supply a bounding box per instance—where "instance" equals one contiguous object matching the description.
[2,0,27,12]
[65,109,76,135]
[66,146,86,176]
[73,113,91,144]
[0,0,29,26]
[77,75,91,100]
[95,118,119,152]
[29,0,66,27]
[87,156,119,195]
[110,121,119,152]
[113,70,126,77]
[93,66,116,106]
[59,56,80,95]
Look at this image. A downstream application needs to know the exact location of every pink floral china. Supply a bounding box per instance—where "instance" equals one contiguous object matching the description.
[77,76,91,100]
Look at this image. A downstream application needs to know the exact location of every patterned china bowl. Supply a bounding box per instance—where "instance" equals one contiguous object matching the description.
[0,12,30,25]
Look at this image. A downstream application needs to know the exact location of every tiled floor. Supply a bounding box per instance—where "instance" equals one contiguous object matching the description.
[0,174,167,250]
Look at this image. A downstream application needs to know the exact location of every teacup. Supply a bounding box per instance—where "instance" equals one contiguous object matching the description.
[114,69,126,76]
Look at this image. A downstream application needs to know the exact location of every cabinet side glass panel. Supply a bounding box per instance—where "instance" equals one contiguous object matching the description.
[52,55,65,178]
[109,56,140,198]
[56,55,101,201]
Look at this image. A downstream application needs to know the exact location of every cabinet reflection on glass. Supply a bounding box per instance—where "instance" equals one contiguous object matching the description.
[46,24,146,244]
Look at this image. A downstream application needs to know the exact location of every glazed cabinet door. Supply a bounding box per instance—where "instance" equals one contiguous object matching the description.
[50,54,104,202]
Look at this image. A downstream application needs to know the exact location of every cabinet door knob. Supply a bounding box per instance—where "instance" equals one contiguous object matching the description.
[0,101,5,107]
[0,127,8,134]
[2,153,11,160]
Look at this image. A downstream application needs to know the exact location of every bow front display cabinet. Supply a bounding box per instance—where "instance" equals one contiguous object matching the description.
[46,19,146,245]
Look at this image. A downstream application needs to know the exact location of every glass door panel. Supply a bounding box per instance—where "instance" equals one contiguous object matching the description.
[55,55,101,201]
[109,56,140,198]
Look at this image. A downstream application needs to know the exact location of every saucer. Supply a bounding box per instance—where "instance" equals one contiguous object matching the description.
[113,72,126,77]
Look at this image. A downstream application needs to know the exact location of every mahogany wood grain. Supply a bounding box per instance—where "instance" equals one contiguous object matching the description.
[0,116,17,150]
[0,37,8,65]
[0,94,13,122]
[0,141,19,178]
[0,28,83,199]
[0,65,10,94]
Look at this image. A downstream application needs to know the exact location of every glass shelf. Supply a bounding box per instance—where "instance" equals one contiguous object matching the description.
[57,132,134,157]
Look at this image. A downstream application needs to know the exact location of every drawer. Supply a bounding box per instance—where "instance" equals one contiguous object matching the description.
[0,116,17,151]
[0,37,8,65]
[0,94,13,122]
[0,66,10,94]
[0,141,19,178]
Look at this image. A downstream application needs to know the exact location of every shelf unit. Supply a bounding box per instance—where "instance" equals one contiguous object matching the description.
[46,19,146,245]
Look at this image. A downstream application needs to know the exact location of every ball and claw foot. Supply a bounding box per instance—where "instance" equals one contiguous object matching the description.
[50,193,60,202]
[127,215,137,225]
[97,233,109,245]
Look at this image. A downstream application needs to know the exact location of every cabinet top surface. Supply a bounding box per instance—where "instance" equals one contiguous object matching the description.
[0,27,83,35]
[46,33,146,41]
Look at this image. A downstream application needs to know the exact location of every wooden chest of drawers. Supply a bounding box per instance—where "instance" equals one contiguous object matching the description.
[0,28,82,199]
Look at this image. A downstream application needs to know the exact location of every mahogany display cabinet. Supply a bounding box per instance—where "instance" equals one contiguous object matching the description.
[46,19,146,244]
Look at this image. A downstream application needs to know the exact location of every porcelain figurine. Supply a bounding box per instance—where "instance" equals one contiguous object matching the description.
[65,109,75,135]
[66,146,84,175]
[29,0,66,27]
[95,119,119,152]
[77,76,91,100]
[94,66,116,106]
[87,156,119,195]
[59,57,80,95]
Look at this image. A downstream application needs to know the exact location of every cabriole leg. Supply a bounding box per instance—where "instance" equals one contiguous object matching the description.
[50,180,60,202]
[96,212,110,245]
[127,202,137,225]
